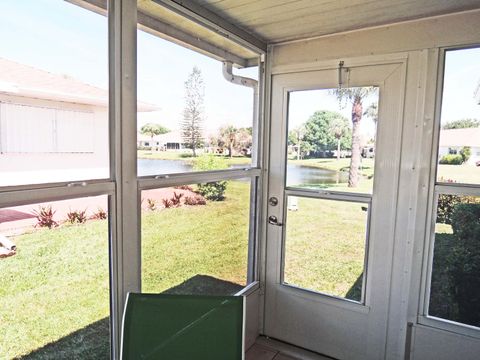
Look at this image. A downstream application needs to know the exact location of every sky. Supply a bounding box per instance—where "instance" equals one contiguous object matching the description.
[0,0,256,134]
[0,0,478,136]
[441,47,480,125]
[289,89,379,140]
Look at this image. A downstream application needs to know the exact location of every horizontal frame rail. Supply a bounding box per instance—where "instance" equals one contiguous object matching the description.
[285,187,372,204]
[434,183,480,196]
[0,181,115,208]
[138,167,261,190]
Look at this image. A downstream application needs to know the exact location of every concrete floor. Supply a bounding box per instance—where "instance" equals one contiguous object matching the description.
[246,337,333,360]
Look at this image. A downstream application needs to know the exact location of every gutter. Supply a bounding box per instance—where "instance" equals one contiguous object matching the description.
[222,62,258,137]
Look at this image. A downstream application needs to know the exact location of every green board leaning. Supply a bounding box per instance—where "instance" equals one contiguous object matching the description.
[121,293,244,360]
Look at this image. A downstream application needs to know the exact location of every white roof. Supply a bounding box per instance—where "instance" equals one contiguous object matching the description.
[0,57,157,111]
[439,127,480,148]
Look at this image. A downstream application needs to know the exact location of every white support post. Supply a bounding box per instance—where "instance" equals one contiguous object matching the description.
[110,0,139,358]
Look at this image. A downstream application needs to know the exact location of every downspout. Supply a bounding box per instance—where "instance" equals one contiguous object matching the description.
[222,61,259,164]
[222,61,259,285]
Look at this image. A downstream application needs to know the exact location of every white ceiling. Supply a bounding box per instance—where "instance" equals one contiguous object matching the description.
[195,0,480,43]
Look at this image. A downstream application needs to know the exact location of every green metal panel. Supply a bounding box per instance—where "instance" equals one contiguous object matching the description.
[121,293,244,360]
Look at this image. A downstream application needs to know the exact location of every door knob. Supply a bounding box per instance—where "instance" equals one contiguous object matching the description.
[268,215,283,226]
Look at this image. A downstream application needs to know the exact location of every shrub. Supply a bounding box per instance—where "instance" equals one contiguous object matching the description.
[192,154,228,201]
[439,154,463,165]
[170,192,183,207]
[91,208,108,220]
[192,154,228,172]
[459,146,471,163]
[437,194,462,225]
[197,181,227,201]
[66,209,87,224]
[437,194,478,225]
[174,185,193,191]
[448,203,480,326]
[184,195,207,206]
[32,206,58,229]
[437,177,457,183]
[146,199,157,211]
[162,199,173,208]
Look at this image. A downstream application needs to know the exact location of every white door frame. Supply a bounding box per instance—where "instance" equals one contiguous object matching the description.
[263,59,407,359]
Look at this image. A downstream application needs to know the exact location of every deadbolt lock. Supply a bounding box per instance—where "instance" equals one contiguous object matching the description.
[269,197,279,206]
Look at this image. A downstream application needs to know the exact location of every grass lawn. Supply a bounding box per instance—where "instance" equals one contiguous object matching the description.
[0,181,250,359]
[284,197,367,301]
[137,150,251,166]
[141,180,250,293]
[437,164,479,184]
[0,221,111,359]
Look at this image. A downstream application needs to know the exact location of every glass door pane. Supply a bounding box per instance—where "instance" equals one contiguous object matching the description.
[283,196,369,302]
[287,87,379,194]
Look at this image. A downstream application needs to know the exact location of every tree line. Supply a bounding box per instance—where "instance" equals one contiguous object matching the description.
[142,66,387,188]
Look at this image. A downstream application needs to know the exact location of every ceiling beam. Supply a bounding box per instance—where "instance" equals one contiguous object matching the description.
[138,11,250,67]
[153,0,267,54]
[67,0,258,67]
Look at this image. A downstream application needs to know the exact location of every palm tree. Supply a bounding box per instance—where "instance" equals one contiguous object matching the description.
[331,87,377,187]
[140,123,169,149]
[329,117,349,161]
[289,125,306,160]
[363,103,378,125]
[363,102,378,140]
[219,125,237,158]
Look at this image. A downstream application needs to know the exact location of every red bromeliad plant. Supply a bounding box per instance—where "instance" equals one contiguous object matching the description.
[91,207,108,220]
[66,209,87,224]
[32,205,58,229]
[170,192,183,207]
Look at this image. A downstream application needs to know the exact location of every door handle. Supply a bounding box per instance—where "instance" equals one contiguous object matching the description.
[268,215,283,226]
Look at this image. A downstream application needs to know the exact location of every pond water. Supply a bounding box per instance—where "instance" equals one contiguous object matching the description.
[138,159,347,186]
[138,159,191,176]
[286,163,349,187]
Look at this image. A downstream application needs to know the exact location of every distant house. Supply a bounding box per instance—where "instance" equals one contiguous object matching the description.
[438,127,480,165]
[137,130,184,151]
[0,58,156,185]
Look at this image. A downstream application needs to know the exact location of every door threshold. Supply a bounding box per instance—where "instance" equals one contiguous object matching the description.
[246,336,336,360]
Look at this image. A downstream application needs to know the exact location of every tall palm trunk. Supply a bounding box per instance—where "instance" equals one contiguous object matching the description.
[348,96,363,187]
[192,133,196,157]
[337,138,341,161]
[228,134,235,158]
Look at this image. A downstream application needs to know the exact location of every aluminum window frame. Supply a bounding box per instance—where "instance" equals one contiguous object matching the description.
[135,25,265,295]
[137,172,261,289]
[0,1,119,357]
[136,55,264,289]
[419,45,480,339]
[0,0,266,358]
